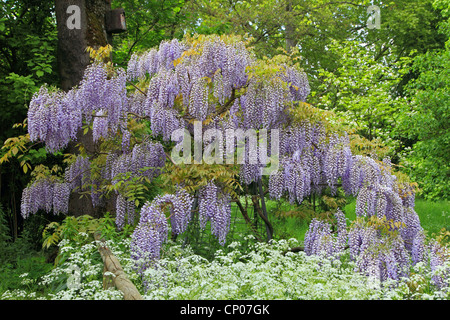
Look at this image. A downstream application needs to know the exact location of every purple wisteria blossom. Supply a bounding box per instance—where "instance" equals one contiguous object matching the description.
[198,182,231,245]
[20,179,70,218]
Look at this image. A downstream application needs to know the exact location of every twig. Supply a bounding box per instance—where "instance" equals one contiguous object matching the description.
[127,80,147,97]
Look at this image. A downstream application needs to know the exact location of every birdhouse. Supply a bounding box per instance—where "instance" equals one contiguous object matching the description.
[105,8,127,34]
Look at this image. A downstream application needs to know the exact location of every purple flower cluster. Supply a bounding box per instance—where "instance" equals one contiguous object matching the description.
[239,81,286,130]
[344,221,411,282]
[411,231,427,265]
[92,109,108,143]
[20,179,70,218]
[28,63,129,153]
[304,208,448,285]
[64,155,91,190]
[195,38,250,98]
[189,77,210,121]
[127,39,186,81]
[110,141,166,184]
[151,105,182,142]
[324,134,353,194]
[151,190,194,236]
[115,194,136,230]
[401,207,423,251]
[64,155,109,209]
[81,64,128,134]
[129,37,255,142]
[129,182,232,268]
[171,188,195,235]
[20,154,105,218]
[304,218,333,256]
[269,119,428,276]
[279,65,311,102]
[130,187,194,271]
[53,182,71,214]
[304,210,347,258]
[427,240,450,289]
[129,37,313,145]
[198,182,231,245]
[268,122,330,202]
[130,200,169,272]
[28,87,82,153]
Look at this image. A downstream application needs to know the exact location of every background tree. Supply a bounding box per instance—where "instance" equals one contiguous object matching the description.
[111,0,188,68]
[0,0,58,240]
[396,0,450,200]
[181,0,448,200]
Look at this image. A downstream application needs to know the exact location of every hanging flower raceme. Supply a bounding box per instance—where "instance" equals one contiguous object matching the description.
[304,210,348,259]
[279,64,311,102]
[27,87,82,153]
[20,178,71,218]
[64,155,91,190]
[130,187,194,272]
[115,194,136,230]
[27,62,128,154]
[197,181,231,245]
[110,140,166,184]
[171,188,195,235]
[304,207,443,285]
[127,39,186,81]
[130,201,169,273]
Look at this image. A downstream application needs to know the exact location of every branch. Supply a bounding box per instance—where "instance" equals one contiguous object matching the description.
[127,19,160,59]
[283,244,349,255]
[127,80,147,97]
[66,167,92,185]
[127,111,150,120]
[251,194,274,241]
[258,178,272,240]
[164,152,178,166]
[231,197,263,242]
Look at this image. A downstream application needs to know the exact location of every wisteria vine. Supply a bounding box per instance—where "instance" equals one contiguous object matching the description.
[19,35,448,288]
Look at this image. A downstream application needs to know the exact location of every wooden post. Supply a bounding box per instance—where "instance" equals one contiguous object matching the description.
[94,232,143,300]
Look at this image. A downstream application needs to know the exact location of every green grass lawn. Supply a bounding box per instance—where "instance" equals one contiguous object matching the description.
[414,198,450,236]
[266,199,310,241]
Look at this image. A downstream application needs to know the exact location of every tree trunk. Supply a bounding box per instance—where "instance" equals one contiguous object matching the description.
[55,0,110,90]
[55,0,113,217]
[258,179,272,241]
[232,197,263,242]
[251,194,273,242]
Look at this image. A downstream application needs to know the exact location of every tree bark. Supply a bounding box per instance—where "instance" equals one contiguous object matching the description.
[251,194,274,241]
[55,0,110,90]
[258,179,272,241]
